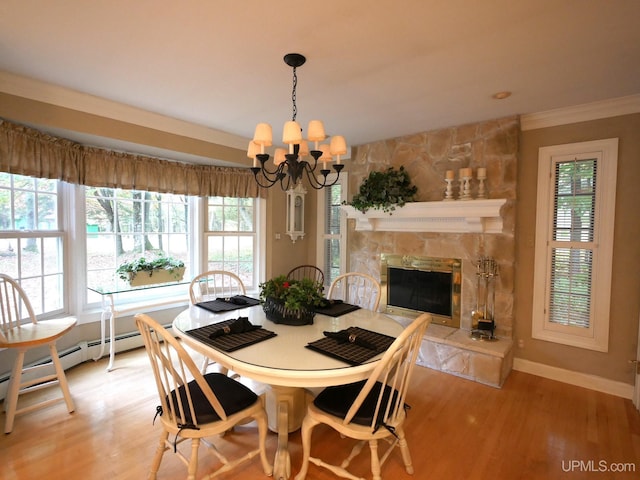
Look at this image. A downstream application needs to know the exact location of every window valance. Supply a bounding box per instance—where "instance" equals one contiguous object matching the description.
[0,118,265,198]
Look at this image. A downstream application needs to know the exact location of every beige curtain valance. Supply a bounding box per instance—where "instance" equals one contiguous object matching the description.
[0,119,265,198]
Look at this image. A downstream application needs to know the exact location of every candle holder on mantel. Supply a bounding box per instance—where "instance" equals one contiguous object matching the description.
[477,167,487,199]
[461,175,472,200]
[471,256,498,341]
[459,167,472,200]
[444,170,456,200]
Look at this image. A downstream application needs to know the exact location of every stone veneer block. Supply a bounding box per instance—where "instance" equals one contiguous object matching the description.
[396,318,513,387]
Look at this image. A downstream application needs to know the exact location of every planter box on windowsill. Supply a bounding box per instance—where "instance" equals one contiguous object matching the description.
[126,267,185,287]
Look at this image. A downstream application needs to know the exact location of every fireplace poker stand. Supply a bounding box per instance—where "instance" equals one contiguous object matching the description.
[471,256,498,341]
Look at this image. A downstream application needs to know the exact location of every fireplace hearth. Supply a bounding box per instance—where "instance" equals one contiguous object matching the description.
[380,254,461,328]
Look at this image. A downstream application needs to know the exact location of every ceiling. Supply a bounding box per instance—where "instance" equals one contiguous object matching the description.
[1,0,639,166]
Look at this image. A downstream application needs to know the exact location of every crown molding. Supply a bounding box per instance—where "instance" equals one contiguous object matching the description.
[521,94,640,131]
[0,70,250,150]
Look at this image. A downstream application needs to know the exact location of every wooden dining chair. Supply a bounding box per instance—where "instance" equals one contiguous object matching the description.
[189,270,246,304]
[286,265,325,287]
[134,313,272,480]
[189,270,247,374]
[0,273,76,434]
[327,272,382,311]
[295,312,432,480]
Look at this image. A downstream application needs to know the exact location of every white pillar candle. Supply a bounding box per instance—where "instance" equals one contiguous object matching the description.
[477,167,487,179]
[446,170,455,180]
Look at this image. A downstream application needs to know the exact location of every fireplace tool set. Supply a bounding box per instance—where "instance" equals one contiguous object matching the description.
[471,256,498,341]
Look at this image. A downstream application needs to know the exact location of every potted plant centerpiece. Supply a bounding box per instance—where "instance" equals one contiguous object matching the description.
[259,275,324,325]
[116,253,185,287]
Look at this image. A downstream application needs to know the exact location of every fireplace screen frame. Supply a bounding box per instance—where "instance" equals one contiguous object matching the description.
[380,254,461,328]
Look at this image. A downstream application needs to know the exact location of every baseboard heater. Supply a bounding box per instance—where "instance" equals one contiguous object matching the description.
[0,323,172,401]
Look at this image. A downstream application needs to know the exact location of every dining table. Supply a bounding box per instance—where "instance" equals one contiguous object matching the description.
[172,300,404,480]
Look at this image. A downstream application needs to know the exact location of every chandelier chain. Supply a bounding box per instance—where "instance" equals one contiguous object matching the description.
[291,66,298,121]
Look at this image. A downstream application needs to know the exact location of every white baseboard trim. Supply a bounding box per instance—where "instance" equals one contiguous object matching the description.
[513,358,634,399]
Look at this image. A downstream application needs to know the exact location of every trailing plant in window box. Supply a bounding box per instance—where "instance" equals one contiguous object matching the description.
[116,253,185,286]
[346,166,417,213]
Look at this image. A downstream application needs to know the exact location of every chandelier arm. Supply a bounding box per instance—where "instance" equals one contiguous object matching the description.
[302,164,338,190]
[279,174,293,191]
[252,169,281,189]
[256,154,286,177]
[305,150,322,172]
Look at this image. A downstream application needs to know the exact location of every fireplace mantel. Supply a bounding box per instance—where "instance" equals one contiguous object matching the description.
[341,199,507,233]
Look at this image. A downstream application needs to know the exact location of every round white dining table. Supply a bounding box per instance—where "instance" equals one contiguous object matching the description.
[172,303,404,480]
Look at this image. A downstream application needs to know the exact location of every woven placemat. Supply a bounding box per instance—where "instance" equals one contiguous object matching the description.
[306,327,395,365]
[195,295,261,313]
[185,319,276,352]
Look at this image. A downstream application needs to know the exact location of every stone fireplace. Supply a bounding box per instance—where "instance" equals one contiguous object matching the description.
[343,116,519,387]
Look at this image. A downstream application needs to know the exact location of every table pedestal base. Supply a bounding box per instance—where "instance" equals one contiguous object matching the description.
[265,385,314,480]
[265,385,308,432]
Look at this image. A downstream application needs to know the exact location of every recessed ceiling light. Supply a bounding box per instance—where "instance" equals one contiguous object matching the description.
[492,91,512,100]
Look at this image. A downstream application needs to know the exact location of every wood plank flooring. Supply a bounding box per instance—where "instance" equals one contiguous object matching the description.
[1,347,639,479]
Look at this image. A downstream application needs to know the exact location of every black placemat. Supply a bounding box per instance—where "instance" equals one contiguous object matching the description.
[306,327,395,365]
[314,301,361,317]
[195,295,260,313]
[185,319,276,352]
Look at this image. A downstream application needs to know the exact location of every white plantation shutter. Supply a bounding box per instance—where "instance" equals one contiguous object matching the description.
[532,139,617,352]
[548,159,596,328]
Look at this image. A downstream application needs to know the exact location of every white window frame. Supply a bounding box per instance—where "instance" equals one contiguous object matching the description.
[202,196,263,294]
[531,138,618,352]
[1,171,266,325]
[316,173,348,289]
[0,174,67,319]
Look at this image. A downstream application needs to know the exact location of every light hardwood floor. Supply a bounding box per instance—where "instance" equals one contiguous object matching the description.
[1,347,639,480]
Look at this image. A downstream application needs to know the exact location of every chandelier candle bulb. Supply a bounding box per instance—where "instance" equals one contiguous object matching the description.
[319,144,331,169]
[298,140,309,158]
[274,148,286,166]
[247,141,260,168]
[330,135,347,164]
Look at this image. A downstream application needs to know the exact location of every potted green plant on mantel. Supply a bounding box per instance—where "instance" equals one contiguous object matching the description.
[116,253,185,287]
[345,166,418,213]
[259,275,324,325]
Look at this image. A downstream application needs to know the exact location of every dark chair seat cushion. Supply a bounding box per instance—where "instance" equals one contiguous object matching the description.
[168,372,258,425]
[313,380,402,427]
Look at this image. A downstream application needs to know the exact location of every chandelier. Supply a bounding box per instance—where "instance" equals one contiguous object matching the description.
[249,53,347,190]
